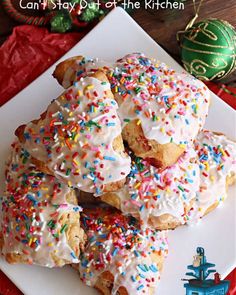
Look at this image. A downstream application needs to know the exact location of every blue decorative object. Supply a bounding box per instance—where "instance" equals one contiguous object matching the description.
[183,247,230,295]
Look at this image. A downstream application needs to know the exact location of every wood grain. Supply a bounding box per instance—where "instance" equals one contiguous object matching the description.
[132,0,236,84]
[0,0,235,83]
[132,0,236,60]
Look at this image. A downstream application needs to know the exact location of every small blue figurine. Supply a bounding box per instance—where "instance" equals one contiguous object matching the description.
[182,247,230,295]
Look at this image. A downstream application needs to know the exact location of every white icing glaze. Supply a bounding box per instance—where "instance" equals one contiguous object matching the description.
[60,53,210,147]
[112,53,210,146]
[22,76,131,195]
[1,141,82,267]
[62,57,112,89]
[188,130,236,222]
[110,148,200,225]
[78,209,168,294]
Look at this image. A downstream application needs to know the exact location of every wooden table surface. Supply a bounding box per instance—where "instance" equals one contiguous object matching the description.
[0,0,236,84]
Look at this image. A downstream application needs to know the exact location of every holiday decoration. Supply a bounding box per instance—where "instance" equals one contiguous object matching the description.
[180,18,236,81]
[80,2,104,22]
[1,0,51,25]
[182,247,230,295]
[2,0,133,33]
[50,10,72,33]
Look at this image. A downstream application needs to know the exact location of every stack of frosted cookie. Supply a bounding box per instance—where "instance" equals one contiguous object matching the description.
[1,53,235,295]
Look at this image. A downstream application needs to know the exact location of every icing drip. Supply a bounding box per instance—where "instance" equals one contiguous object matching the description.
[1,141,82,267]
[189,130,236,222]
[115,149,200,225]
[23,76,131,195]
[78,209,168,294]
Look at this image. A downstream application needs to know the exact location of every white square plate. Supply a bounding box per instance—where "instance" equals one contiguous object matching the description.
[0,7,235,295]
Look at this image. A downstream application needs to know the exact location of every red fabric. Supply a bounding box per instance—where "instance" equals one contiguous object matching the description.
[0,25,86,106]
[225,269,236,295]
[0,271,23,295]
[206,82,236,110]
[0,24,235,295]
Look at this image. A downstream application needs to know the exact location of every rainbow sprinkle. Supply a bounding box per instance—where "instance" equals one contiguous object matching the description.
[78,208,168,293]
[21,76,131,195]
[1,141,83,267]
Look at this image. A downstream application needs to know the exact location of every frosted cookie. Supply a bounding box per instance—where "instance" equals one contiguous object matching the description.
[53,53,210,169]
[1,141,85,267]
[15,71,131,195]
[75,208,168,295]
[53,56,84,88]
[188,130,236,222]
[111,53,210,168]
[101,149,200,230]
[53,56,111,89]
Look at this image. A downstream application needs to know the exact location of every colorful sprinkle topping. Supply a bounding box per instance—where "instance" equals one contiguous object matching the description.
[188,130,236,221]
[1,141,83,267]
[22,76,131,194]
[62,54,210,146]
[78,208,168,293]
[111,53,210,146]
[112,149,199,226]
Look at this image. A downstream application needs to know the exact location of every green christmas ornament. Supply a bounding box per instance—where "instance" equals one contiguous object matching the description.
[50,10,72,33]
[180,18,236,81]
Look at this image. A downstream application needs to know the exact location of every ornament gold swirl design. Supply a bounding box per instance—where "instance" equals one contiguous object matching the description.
[180,18,236,81]
[180,45,234,57]
[189,22,218,41]
[183,58,227,80]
